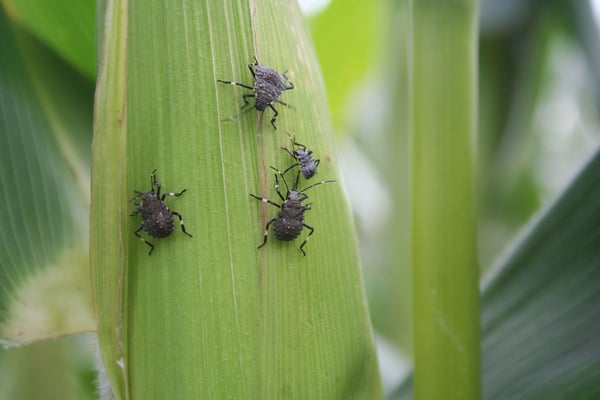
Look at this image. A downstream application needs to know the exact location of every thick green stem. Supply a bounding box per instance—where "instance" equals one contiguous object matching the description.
[410,1,481,399]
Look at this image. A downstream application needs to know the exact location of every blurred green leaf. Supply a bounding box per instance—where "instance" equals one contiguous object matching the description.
[1,0,95,79]
[92,0,381,398]
[309,0,384,130]
[0,7,94,345]
[480,146,600,399]
[372,0,412,351]
[0,335,96,400]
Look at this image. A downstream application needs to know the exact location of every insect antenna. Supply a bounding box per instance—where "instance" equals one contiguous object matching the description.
[270,165,294,192]
[300,179,336,193]
[280,169,291,193]
[150,169,161,195]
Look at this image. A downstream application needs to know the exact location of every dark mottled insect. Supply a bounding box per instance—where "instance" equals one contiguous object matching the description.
[131,170,192,255]
[281,139,320,180]
[249,169,334,256]
[217,56,294,130]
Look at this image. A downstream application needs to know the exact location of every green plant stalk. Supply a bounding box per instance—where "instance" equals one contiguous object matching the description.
[92,0,381,398]
[410,1,480,399]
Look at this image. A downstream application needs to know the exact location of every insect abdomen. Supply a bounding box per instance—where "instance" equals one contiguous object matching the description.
[273,217,304,241]
[141,201,174,238]
[254,67,286,111]
[300,162,317,179]
[273,201,305,241]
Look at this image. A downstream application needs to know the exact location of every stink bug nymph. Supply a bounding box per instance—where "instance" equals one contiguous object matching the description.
[281,139,320,180]
[249,169,335,256]
[217,56,294,129]
[131,170,192,255]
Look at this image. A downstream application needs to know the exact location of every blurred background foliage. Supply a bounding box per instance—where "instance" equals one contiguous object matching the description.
[1,0,600,398]
[310,0,600,397]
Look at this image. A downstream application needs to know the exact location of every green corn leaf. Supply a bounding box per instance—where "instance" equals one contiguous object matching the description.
[91,0,128,396]
[91,0,382,398]
[0,6,94,345]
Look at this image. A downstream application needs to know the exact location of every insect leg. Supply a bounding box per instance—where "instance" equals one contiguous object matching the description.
[130,191,144,204]
[280,146,296,159]
[217,80,254,90]
[281,162,300,176]
[171,211,193,237]
[161,188,187,201]
[250,194,281,209]
[258,218,276,250]
[275,100,295,112]
[268,104,279,130]
[241,93,255,109]
[299,223,314,256]
[275,99,290,107]
[290,140,306,151]
[282,71,294,90]
[134,225,154,255]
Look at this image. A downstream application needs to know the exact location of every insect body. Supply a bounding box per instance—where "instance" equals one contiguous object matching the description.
[281,140,320,180]
[217,56,294,129]
[250,171,334,256]
[131,170,192,255]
